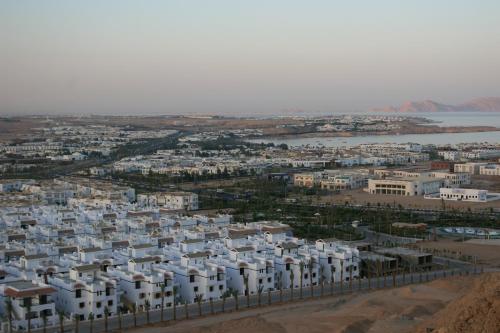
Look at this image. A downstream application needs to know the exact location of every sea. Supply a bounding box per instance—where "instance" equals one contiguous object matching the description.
[249,112,500,147]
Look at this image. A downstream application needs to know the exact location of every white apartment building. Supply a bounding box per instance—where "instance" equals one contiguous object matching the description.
[430,171,471,188]
[224,248,274,295]
[273,242,319,291]
[454,162,489,175]
[0,281,57,330]
[109,257,174,311]
[171,253,226,303]
[49,264,118,321]
[314,240,360,283]
[438,150,461,161]
[320,173,367,191]
[137,192,199,211]
[293,173,320,188]
[479,164,500,176]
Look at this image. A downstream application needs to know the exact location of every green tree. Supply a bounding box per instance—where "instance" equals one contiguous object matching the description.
[104,306,110,332]
[299,261,305,299]
[5,297,13,333]
[195,293,204,317]
[160,283,166,322]
[88,312,94,333]
[58,310,65,333]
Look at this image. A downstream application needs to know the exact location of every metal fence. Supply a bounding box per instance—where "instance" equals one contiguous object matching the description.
[14,265,482,333]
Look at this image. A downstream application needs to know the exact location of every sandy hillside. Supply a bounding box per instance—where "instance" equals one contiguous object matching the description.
[129,273,500,333]
[417,272,500,333]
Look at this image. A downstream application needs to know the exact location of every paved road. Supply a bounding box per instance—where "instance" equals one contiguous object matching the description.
[29,264,483,333]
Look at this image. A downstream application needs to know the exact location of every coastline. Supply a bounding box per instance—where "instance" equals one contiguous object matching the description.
[252,125,500,141]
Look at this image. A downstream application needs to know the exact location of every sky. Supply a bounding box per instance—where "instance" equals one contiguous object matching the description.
[1,1,500,116]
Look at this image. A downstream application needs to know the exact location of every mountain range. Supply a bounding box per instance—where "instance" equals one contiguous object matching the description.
[372,97,500,113]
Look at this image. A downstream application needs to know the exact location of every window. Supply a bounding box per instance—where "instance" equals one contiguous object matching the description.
[96,302,102,308]
[219,285,223,290]
[139,293,146,299]
[75,289,82,298]
[105,287,111,296]
[327,257,332,264]
[259,279,263,284]
[166,291,172,297]
[194,286,198,292]
[135,281,141,289]
[304,274,308,280]
[79,302,85,309]
[190,275,195,283]
[108,300,113,306]
[209,286,214,292]
[155,293,161,299]
[285,263,290,271]
[39,295,48,305]
[267,277,272,283]
[239,268,244,275]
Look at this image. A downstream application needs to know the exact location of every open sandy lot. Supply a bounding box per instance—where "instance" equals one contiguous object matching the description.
[416,239,500,268]
[124,273,499,333]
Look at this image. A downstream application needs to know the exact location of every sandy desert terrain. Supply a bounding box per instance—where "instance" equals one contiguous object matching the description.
[124,272,499,333]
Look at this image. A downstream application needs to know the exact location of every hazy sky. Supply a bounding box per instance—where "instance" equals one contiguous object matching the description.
[1,1,500,116]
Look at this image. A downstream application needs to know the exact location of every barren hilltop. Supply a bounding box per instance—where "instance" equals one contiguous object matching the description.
[373,97,500,113]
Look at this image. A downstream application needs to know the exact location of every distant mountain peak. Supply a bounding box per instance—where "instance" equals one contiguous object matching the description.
[373,97,500,112]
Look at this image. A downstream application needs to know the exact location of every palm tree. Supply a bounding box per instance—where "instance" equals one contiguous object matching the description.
[173,286,178,320]
[5,297,13,333]
[41,310,48,333]
[278,271,283,303]
[319,265,325,297]
[104,306,110,332]
[117,306,123,332]
[194,293,203,317]
[340,260,344,293]
[289,268,295,301]
[221,290,230,313]
[160,283,166,322]
[267,289,271,306]
[257,285,264,307]
[144,301,150,325]
[299,261,304,299]
[88,312,94,333]
[58,310,65,333]
[349,263,353,292]
[74,314,80,333]
[26,301,32,333]
[129,303,137,327]
[184,300,189,319]
[209,298,214,315]
[243,274,250,308]
[231,289,239,311]
[308,258,314,298]
[330,265,335,296]
[376,260,381,289]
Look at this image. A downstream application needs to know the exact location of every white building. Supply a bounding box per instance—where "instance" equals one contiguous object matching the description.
[479,164,500,176]
[439,188,489,202]
[367,177,441,196]
[49,264,118,320]
[0,281,57,330]
[137,192,199,211]
[454,162,489,175]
